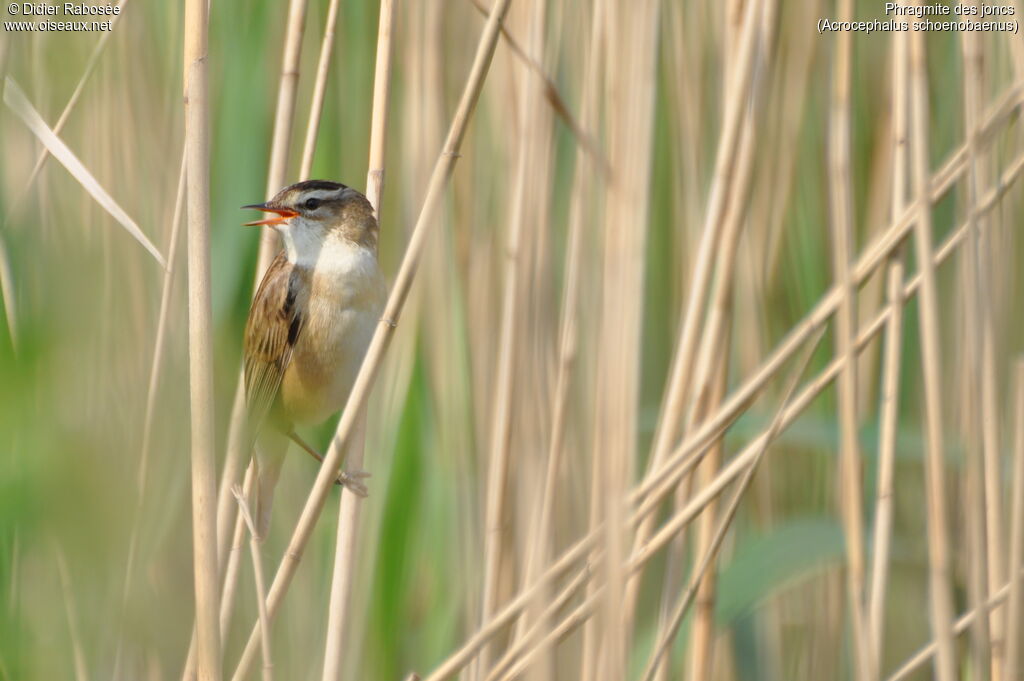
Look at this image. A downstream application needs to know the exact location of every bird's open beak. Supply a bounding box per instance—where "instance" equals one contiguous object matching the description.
[241,203,299,226]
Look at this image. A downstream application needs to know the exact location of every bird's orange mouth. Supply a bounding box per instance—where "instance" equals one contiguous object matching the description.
[241,203,299,226]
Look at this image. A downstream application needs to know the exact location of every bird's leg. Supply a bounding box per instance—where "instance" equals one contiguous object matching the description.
[286,429,370,497]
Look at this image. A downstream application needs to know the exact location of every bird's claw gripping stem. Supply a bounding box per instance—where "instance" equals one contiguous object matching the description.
[336,469,371,497]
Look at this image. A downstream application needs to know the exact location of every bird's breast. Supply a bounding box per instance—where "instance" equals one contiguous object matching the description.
[279,244,385,425]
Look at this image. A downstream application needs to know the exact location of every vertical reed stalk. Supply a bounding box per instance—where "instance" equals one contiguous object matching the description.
[827,1,870,677]
[321,412,369,681]
[10,0,130,214]
[886,570,1024,681]
[320,2,395,677]
[590,0,660,676]
[183,0,221,675]
[961,22,996,681]
[867,30,907,670]
[55,547,89,681]
[967,6,1009,672]
[0,232,15,350]
[643,326,826,681]
[420,199,977,680]
[680,347,729,681]
[260,0,310,258]
[298,0,342,181]
[232,488,274,681]
[0,0,130,349]
[113,152,187,681]
[477,2,546,674]
[183,5,316,675]
[576,6,608,674]
[365,0,396,228]
[423,92,1024,681]
[1005,360,1024,681]
[676,4,771,668]
[216,0,311,583]
[218,466,255,642]
[907,13,956,681]
[510,0,601,672]
[229,2,513,677]
[623,0,763,631]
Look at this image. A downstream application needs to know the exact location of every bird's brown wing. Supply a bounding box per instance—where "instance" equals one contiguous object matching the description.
[243,252,307,438]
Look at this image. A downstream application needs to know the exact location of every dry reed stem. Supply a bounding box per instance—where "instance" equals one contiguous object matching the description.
[637,79,1023,520]
[580,410,603,680]
[964,384,993,681]
[321,411,368,681]
[365,0,396,215]
[55,546,89,681]
[478,2,551,674]
[216,0,311,582]
[2,77,166,267]
[591,68,1024,570]
[626,0,763,633]
[228,2,514,677]
[827,1,870,677]
[638,134,1024,526]
[454,197,1015,681]
[670,6,757,673]
[18,0,130,200]
[508,0,599,661]
[640,0,761,486]
[961,21,997,681]
[231,487,274,681]
[907,15,956,681]
[451,312,838,681]
[260,0,309,263]
[424,165,1018,679]
[0,231,15,350]
[867,29,907,669]
[887,566,1024,681]
[503,332,857,681]
[218,465,256,649]
[868,258,904,666]
[852,114,895,419]
[1004,361,1024,681]
[221,0,311,495]
[663,0,703,281]
[214,386,249,582]
[0,0,130,347]
[593,0,660,675]
[298,0,342,180]
[642,326,827,681]
[575,6,609,676]
[964,10,1009,674]
[113,152,187,681]
[320,2,395,676]
[759,2,817,284]
[190,5,316,675]
[421,99,1024,680]
[183,0,222,674]
[137,153,188,496]
[481,1,557,667]
[501,316,869,681]
[676,30,764,673]
[466,0,609,176]
[679,361,728,681]
[485,566,593,681]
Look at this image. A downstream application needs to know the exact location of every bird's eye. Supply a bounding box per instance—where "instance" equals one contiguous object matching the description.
[304,198,320,210]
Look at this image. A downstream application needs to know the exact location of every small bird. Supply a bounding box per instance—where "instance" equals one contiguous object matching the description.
[241,180,387,539]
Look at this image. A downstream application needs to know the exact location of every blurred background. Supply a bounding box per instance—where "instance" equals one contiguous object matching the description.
[1,1,1023,680]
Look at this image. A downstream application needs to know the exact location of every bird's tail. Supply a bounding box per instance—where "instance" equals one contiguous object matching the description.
[252,427,289,541]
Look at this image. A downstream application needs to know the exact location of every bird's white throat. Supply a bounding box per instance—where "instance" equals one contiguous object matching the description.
[280,217,378,281]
